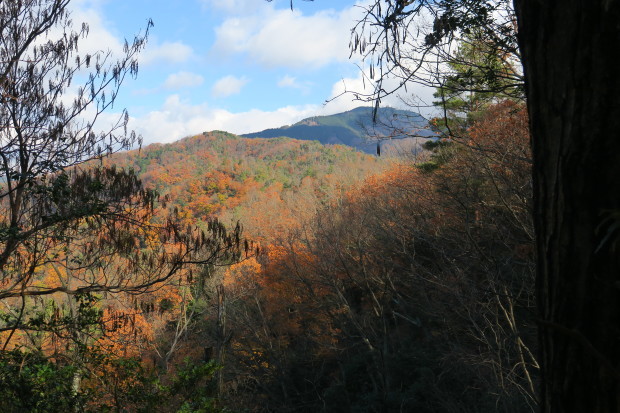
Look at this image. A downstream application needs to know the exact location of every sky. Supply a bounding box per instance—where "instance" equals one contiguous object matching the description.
[69,0,436,145]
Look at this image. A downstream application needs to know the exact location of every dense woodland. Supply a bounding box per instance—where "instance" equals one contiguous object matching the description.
[0,105,536,411]
[1,0,617,412]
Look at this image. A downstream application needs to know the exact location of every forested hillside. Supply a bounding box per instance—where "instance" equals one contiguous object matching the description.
[106,131,386,229]
[3,0,612,411]
[0,95,537,412]
[211,101,536,412]
[0,22,537,407]
[89,99,534,413]
[0,124,391,410]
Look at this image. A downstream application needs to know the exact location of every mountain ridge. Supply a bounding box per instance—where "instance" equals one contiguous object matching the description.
[242,106,436,154]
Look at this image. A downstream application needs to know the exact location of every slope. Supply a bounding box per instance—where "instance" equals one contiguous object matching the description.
[105,130,387,234]
[242,106,436,154]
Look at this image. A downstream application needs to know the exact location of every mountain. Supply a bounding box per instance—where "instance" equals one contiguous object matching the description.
[242,106,437,155]
[104,131,386,229]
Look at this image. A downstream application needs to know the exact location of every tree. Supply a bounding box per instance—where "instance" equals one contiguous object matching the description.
[341,0,620,410]
[348,0,522,117]
[0,0,243,366]
[514,2,620,411]
[0,0,147,304]
[433,31,523,130]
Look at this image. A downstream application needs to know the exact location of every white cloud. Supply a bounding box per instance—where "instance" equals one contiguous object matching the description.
[58,2,124,57]
[140,41,194,65]
[212,6,359,69]
[125,94,321,144]
[164,71,204,89]
[62,2,192,67]
[119,71,437,146]
[277,75,311,94]
[211,75,249,98]
[200,0,266,15]
[326,70,438,119]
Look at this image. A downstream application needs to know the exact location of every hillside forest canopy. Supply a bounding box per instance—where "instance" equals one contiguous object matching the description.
[1,0,617,412]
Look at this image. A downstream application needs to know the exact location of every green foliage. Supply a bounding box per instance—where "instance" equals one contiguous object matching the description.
[417,139,456,173]
[171,359,221,413]
[0,350,85,413]
[87,356,222,412]
[416,161,440,173]
[18,349,223,413]
[433,32,523,131]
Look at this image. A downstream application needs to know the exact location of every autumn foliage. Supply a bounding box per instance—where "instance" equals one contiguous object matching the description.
[203,101,536,412]
[0,99,535,412]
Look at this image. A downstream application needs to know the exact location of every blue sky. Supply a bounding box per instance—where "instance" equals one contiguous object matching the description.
[70,0,435,145]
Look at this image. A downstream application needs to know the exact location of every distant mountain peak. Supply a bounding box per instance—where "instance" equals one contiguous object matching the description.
[242,106,436,155]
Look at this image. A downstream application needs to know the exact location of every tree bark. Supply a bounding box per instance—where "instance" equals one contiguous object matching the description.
[515,1,620,411]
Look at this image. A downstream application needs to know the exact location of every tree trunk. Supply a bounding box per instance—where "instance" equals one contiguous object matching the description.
[515,1,620,411]
[216,284,226,396]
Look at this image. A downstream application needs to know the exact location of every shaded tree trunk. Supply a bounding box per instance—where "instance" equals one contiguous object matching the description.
[515,1,620,411]
[215,284,229,396]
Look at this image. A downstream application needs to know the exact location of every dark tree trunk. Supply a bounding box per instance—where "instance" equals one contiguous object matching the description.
[515,1,620,411]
